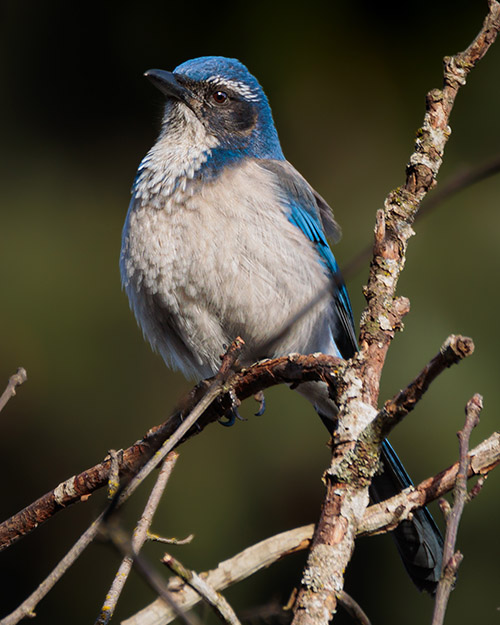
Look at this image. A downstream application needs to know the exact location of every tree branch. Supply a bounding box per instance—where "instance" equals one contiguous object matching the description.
[0,368,27,414]
[291,4,500,622]
[0,337,245,625]
[0,351,342,553]
[122,429,499,625]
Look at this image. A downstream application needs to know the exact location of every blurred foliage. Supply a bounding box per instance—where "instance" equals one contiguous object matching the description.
[0,1,499,623]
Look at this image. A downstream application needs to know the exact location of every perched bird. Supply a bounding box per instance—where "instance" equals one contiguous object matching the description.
[120,56,443,592]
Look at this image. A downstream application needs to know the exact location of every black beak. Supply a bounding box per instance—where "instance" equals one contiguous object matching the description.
[144,69,194,107]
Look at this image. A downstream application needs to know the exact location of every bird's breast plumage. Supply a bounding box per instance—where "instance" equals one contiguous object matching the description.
[121,157,337,378]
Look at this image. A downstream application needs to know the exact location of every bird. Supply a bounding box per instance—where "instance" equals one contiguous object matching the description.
[120,55,443,593]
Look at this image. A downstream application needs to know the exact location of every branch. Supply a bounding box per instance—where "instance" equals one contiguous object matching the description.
[292,4,500,622]
[123,429,499,625]
[1,335,246,625]
[431,394,483,625]
[123,432,500,625]
[0,368,27,414]
[0,332,487,620]
[0,351,342,553]
[359,0,500,401]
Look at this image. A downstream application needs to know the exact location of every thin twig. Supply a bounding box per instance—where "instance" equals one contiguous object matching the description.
[148,532,194,545]
[431,394,483,625]
[163,552,242,625]
[95,453,179,625]
[336,591,372,625]
[104,521,201,625]
[0,368,27,414]
[107,449,121,499]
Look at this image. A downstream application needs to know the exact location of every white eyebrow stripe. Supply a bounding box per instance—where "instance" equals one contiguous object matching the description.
[206,75,261,101]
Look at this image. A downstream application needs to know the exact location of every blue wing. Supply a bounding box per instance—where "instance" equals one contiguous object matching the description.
[258,159,357,359]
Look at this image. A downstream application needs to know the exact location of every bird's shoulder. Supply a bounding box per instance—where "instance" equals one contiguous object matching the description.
[255,159,342,244]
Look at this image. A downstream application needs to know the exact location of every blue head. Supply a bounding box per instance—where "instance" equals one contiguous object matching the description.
[145,56,285,162]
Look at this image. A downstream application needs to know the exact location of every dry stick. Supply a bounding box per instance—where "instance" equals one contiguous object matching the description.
[431,394,483,625]
[291,5,500,624]
[95,453,179,625]
[163,553,242,625]
[1,341,244,625]
[0,350,342,553]
[0,368,27,414]
[123,431,500,625]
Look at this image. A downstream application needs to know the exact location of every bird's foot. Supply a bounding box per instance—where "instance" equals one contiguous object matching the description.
[219,390,246,426]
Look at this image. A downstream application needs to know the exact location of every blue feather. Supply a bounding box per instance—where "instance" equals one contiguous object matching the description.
[288,201,355,341]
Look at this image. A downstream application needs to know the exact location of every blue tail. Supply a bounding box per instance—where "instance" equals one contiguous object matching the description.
[369,439,444,593]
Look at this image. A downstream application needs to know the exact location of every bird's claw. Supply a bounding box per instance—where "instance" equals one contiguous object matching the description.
[219,406,246,427]
[254,390,266,416]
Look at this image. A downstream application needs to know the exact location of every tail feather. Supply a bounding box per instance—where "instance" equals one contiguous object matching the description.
[370,439,444,593]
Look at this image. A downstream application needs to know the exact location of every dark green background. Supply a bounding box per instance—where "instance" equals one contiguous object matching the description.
[1,1,498,623]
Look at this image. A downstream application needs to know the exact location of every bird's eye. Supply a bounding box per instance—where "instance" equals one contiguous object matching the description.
[212,90,228,104]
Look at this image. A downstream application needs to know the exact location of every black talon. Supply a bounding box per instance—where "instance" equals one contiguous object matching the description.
[219,409,236,427]
[219,406,246,427]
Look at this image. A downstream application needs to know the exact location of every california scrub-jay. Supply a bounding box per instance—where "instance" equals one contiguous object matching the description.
[120,56,443,592]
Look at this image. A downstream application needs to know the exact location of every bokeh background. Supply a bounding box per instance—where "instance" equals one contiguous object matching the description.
[1,1,499,623]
